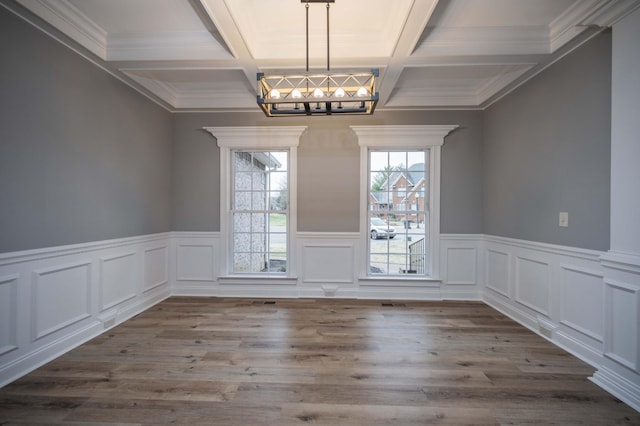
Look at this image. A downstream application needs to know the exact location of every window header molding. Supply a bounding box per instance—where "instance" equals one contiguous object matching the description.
[351,125,459,148]
[204,126,308,149]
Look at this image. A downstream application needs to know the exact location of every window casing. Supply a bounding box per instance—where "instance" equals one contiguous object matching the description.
[205,126,306,278]
[352,125,458,281]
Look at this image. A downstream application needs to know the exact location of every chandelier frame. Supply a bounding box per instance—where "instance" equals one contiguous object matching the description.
[256,0,379,117]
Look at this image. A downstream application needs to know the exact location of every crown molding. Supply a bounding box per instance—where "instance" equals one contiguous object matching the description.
[107,31,231,61]
[414,26,550,57]
[17,0,107,59]
[550,0,640,52]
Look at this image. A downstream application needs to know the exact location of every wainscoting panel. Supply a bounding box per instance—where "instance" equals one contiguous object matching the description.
[593,252,640,412]
[446,248,476,285]
[143,246,169,293]
[100,253,137,312]
[302,244,354,284]
[560,266,604,343]
[176,244,215,282]
[0,274,18,356]
[32,261,92,341]
[0,233,171,387]
[485,249,510,297]
[604,279,639,370]
[439,235,483,300]
[515,255,551,317]
[297,233,359,298]
[172,233,220,296]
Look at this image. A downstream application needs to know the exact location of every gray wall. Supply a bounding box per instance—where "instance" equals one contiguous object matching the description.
[171,110,484,233]
[0,7,172,253]
[483,31,612,251]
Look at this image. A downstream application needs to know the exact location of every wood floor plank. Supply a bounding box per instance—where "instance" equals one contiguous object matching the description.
[1,297,639,425]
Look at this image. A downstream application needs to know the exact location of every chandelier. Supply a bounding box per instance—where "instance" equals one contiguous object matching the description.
[257,0,379,117]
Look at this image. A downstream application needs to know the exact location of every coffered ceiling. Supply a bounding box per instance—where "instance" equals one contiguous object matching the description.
[11,0,639,112]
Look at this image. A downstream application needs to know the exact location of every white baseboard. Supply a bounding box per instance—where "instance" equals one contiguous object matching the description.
[591,367,640,412]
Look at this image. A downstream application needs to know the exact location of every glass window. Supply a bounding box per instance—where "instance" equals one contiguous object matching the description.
[231,151,288,273]
[368,150,429,276]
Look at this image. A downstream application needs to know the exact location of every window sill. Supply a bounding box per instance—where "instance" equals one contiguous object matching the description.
[358,276,442,286]
[218,275,298,286]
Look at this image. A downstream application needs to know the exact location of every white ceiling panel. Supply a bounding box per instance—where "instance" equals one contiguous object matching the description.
[222,0,414,61]
[388,63,534,107]
[15,0,636,111]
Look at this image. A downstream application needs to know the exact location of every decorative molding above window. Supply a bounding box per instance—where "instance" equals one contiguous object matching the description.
[204,126,307,149]
[351,125,459,148]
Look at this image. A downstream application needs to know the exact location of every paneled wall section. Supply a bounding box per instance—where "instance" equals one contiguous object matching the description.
[1,232,638,411]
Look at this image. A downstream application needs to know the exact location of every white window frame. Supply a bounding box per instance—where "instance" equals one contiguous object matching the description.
[204,126,307,279]
[351,125,458,281]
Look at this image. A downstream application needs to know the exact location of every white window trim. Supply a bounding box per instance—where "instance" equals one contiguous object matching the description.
[204,126,307,278]
[351,125,458,281]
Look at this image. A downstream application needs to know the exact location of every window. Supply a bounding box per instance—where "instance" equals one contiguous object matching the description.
[205,126,306,277]
[368,150,428,276]
[232,150,288,273]
[352,125,458,280]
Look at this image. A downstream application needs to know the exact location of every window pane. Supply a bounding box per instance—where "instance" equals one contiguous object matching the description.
[252,192,267,210]
[270,191,287,210]
[234,213,251,230]
[234,172,252,190]
[251,254,266,272]
[234,253,251,272]
[252,172,266,191]
[370,151,389,172]
[234,191,251,210]
[389,152,406,169]
[251,213,267,232]
[270,171,287,191]
[233,232,251,253]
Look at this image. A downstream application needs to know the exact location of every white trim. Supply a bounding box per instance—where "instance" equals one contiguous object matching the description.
[203,126,307,277]
[2,231,640,413]
[591,366,640,412]
[0,233,171,387]
[0,233,171,266]
[352,125,458,280]
[351,125,458,148]
[205,126,307,149]
[16,0,108,59]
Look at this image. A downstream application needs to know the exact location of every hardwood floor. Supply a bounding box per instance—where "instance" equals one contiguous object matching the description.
[1,297,639,425]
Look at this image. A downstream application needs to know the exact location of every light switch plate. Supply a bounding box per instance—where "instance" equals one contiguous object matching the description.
[559,212,569,227]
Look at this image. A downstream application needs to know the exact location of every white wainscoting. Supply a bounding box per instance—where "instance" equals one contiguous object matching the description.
[2,231,638,411]
[482,235,640,411]
[483,235,606,365]
[170,232,484,300]
[297,232,359,298]
[171,232,220,296]
[440,234,484,300]
[593,252,640,411]
[0,233,171,387]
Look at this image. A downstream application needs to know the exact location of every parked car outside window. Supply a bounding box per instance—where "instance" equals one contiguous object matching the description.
[370,218,396,240]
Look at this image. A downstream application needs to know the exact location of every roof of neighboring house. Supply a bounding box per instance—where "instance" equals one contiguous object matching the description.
[382,163,425,190]
[370,191,391,204]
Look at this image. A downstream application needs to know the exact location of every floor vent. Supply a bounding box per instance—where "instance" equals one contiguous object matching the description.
[381,302,407,307]
[253,300,277,305]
